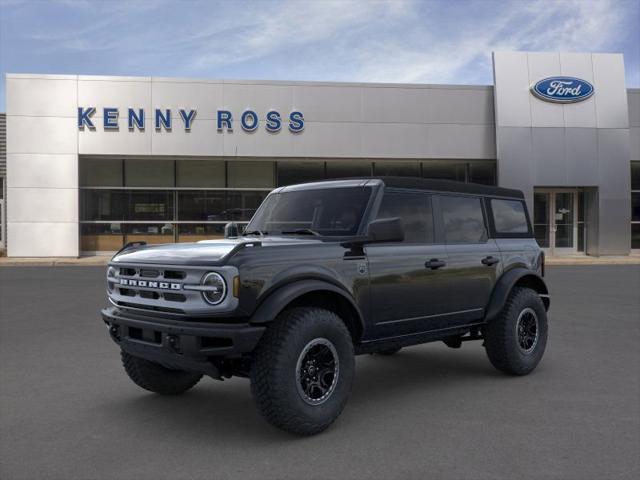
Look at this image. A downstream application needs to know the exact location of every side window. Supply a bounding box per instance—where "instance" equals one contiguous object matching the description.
[440,195,487,243]
[376,191,434,243]
[491,199,530,234]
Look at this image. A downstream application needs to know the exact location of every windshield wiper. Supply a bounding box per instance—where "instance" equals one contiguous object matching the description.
[244,230,268,236]
[281,228,321,236]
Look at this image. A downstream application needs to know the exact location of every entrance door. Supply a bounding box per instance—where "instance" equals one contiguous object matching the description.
[533,189,579,255]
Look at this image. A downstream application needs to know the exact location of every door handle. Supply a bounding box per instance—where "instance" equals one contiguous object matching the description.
[481,256,500,266]
[425,259,446,270]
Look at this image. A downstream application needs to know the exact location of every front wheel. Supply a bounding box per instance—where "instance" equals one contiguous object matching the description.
[483,287,548,375]
[250,307,355,435]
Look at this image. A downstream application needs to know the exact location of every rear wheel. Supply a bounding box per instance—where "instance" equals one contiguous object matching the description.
[250,307,355,435]
[484,287,548,375]
[121,351,202,395]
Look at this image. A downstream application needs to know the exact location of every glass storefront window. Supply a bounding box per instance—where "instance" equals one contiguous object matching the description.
[177,160,225,188]
[177,223,227,242]
[422,162,466,182]
[81,190,126,221]
[468,162,496,185]
[632,224,640,249]
[80,158,123,187]
[325,161,372,179]
[126,191,174,221]
[80,223,124,252]
[631,162,640,191]
[178,191,225,221]
[125,159,175,187]
[632,192,640,223]
[124,223,175,245]
[277,161,325,186]
[374,161,420,177]
[228,161,274,188]
[226,191,268,221]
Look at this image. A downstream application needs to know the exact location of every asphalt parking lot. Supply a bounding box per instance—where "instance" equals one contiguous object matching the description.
[0,265,638,480]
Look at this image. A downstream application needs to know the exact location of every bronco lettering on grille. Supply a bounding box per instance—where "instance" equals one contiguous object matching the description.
[119,278,182,290]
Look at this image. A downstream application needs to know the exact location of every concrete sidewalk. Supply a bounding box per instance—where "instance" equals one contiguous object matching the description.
[1,254,639,266]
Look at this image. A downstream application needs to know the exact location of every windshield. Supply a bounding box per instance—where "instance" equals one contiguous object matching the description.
[245,187,373,237]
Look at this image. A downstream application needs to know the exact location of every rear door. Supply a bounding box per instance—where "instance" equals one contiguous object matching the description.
[365,189,450,339]
[434,194,501,326]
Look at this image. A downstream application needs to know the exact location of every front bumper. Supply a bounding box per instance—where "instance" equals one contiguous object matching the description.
[101,306,265,377]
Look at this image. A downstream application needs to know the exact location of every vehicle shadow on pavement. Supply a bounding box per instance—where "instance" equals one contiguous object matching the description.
[99,345,506,442]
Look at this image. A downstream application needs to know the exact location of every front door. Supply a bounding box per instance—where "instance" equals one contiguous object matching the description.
[533,189,579,255]
[365,190,450,339]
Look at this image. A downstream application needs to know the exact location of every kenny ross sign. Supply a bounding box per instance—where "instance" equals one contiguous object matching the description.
[78,107,304,133]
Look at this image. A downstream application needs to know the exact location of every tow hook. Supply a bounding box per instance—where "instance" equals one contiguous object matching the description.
[166,334,181,353]
[109,325,121,342]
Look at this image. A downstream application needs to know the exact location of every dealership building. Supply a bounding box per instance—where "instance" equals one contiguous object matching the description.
[1,51,639,257]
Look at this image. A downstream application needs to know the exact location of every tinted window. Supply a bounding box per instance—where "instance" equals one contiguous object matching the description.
[247,187,372,236]
[491,199,529,234]
[376,191,434,243]
[440,195,486,243]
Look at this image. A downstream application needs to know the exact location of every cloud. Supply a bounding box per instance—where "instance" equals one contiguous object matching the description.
[0,0,638,94]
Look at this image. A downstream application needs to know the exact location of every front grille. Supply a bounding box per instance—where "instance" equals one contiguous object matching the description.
[108,263,238,317]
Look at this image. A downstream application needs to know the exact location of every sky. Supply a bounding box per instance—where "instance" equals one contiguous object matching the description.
[0,0,639,111]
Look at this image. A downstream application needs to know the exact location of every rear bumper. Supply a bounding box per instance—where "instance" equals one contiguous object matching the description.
[101,306,265,377]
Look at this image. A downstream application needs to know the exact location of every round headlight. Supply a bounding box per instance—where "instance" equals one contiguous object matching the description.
[201,272,227,305]
[107,266,117,292]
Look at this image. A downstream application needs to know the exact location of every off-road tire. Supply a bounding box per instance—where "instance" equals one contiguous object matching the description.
[376,347,402,356]
[121,350,202,395]
[250,307,355,436]
[484,287,548,375]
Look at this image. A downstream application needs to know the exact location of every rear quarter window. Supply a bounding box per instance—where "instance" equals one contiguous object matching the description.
[491,199,530,235]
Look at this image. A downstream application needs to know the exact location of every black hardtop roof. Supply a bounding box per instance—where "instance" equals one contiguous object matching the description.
[373,177,524,198]
[280,177,524,199]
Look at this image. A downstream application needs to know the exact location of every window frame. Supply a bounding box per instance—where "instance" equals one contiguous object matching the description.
[434,193,490,245]
[485,197,534,239]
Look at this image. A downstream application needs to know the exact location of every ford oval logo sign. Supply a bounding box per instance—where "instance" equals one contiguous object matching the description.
[531,77,594,103]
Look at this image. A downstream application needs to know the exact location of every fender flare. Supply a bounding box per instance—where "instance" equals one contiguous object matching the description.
[249,279,365,334]
[484,269,550,322]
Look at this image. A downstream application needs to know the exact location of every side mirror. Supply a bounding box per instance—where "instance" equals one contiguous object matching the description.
[224,222,240,239]
[365,217,405,243]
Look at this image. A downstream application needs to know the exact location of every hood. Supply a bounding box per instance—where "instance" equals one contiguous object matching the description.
[111,236,324,265]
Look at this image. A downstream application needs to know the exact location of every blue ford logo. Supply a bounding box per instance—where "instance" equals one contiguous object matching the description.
[531,77,594,103]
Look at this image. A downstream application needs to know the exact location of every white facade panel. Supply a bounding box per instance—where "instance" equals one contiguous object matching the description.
[527,52,565,128]
[78,78,152,118]
[630,126,640,161]
[492,51,532,127]
[592,54,629,129]
[428,124,495,158]
[292,85,362,123]
[7,187,77,223]
[151,119,224,156]
[7,222,79,257]
[79,118,151,155]
[560,53,597,128]
[7,154,78,188]
[222,83,293,121]
[291,122,361,157]
[222,126,294,157]
[426,88,494,125]
[361,87,429,124]
[361,123,428,158]
[7,116,77,154]
[151,80,223,120]
[6,77,77,117]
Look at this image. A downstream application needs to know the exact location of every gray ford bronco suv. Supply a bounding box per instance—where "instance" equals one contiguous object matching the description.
[102,177,549,435]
